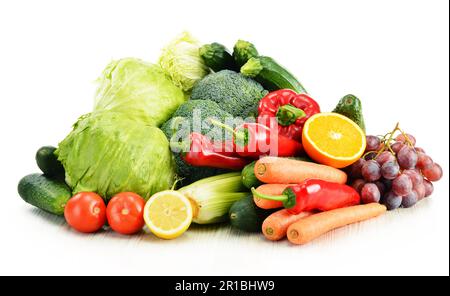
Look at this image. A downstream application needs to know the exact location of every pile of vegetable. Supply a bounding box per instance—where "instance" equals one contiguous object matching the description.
[18,32,443,244]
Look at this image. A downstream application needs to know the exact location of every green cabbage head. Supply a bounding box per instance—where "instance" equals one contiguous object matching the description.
[56,112,175,200]
[94,58,186,127]
[159,32,209,92]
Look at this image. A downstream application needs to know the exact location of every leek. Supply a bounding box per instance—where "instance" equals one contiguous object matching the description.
[178,172,249,224]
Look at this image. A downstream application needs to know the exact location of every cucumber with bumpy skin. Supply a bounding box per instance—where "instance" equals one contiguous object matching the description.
[241,56,307,94]
[333,94,366,132]
[229,195,276,232]
[241,161,263,189]
[18,173,72,216]
[36,146,65,178]
[200,43,238,72]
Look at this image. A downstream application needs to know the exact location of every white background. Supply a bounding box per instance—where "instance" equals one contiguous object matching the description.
[0,0,448,276]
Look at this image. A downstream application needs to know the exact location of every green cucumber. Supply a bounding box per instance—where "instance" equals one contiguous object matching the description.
[333,94,366,132]
[241,56,307,94]
[229,195,276,232]
[199,43,238,72]
[233,40,259,68]
[241,161,263,189]
[18,173,72,215]
[36,146,65,178]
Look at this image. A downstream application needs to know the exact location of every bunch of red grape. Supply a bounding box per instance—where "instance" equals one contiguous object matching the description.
[348,126,443,210]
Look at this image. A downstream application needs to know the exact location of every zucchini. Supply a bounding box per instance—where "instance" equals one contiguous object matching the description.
[229,195,276,232]
[241,161,263,189]
[241,56,307,94]
[36,146,65,178]
[333,94,366,132]
[199,43,238,72]
[18,173,72,215]
[233,40,259,68]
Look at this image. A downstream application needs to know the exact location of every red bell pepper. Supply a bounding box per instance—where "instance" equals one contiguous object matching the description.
[210,120,303,159]
[258,89,321,141]
[171,132,250,170]
[251,179,360,214]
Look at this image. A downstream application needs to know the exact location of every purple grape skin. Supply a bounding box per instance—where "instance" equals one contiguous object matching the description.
[402,191,419,208]
[349,158,365,179]
[365,135,381,152]
[364,151,377,161]
[392,174,413,196]
[361,160,382,182]
[361,183,381,204]
[403,169,424,187]
[397,146,418,169]
[381,160,400,180]
[414,183,426,200]
[391,142,405,154]
[396,133,416,146]
[376,151,396,166]
[375,181,386,196]
[415,147,426,154]
[423,179,434,197]
[351,179,366,194]
[416,152,433,170]
[384,191,402,210]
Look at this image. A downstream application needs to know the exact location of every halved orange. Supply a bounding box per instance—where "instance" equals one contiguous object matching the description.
[302,112,366,168]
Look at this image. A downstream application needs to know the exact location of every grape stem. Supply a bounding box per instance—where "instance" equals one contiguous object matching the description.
[376,122,400,157]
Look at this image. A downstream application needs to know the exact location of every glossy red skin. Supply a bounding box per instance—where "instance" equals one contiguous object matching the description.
[64,192,106,233]
[258,89,321,141]
[183,133,250,170]
[106,192,145,235]
[286,179,361,214]
[234,123,303,159]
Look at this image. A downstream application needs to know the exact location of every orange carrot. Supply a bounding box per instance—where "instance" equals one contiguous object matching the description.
[262,209,313,241]
[287,203,387,245]
[253,184,295,209]
[254,156,347,184]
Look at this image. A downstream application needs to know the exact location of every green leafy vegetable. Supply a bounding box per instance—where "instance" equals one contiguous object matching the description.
[94,58,186,127]
[56,112,175,201]
[159,32,209,92]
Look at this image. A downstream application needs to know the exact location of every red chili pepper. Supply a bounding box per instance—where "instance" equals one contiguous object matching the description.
[210,120,303,159]
[172,132,250,170]
[251,179,360,214]
[258,89,321,141]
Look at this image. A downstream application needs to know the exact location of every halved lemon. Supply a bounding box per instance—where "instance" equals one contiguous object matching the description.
[302,112,366,168]
[144,191,193,240]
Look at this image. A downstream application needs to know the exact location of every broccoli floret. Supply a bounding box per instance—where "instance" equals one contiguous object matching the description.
[161,100,234,184]
[190,70,267,119]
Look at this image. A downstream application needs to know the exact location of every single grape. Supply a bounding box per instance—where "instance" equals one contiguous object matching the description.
[397,146,418,169]
[396,133,416,146]
[391,142,405,154]
[423,179,434,197]
[365,135,381,152]
[361,183,381,204]
[392,174,413,196]
[376,151,396,166]
[384,191,402,210]
[351,179,366,194]
[374,181,386,196]
[349,158,365,179]
[416,152,433,170]
[403,169,424,187]
[381,160,400,180]
[414,183,426,200]
[415,147,426,154]
[422,163,443,182]
[362,160,382,182]
[364,151,377,161]
[402,191,418,208]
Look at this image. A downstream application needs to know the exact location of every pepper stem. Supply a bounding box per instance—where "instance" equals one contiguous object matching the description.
[276,104,306,126]
[209,119,247,145]
[251,187,288,202]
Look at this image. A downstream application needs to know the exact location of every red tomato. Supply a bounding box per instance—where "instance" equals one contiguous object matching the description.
[64,192,106,233]
[106,192,145,235]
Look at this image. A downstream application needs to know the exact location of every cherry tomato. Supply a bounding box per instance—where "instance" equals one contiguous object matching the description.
[106,192,145,235]
[64,192,106,233]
